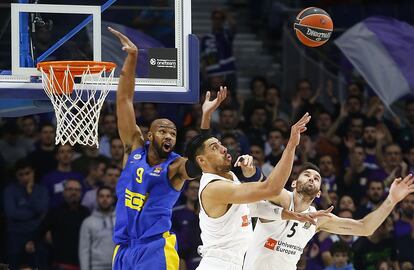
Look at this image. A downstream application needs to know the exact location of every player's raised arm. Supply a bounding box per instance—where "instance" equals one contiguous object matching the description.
[174,86,228,182]
[200,86,227,130]
[317,174,414,236]
[109,27,144,155]
[202,114,310,204]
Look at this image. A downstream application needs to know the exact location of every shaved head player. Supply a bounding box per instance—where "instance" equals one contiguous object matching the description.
[108,28,225,270]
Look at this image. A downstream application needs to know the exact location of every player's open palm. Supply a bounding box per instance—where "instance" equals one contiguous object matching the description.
[389,174,414,204]
[202,86,227,115]
[293,206,333,225]
[289,113,311,147]
[108,27,138,54]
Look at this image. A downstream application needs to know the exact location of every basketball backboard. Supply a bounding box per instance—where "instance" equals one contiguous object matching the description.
[0,0,199,116]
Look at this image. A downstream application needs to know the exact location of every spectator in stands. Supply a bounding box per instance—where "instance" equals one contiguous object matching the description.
[82,165,121,211]
[98,113,117,158]
[82,159,106,192]
[137,103,159,127]
[345,96,363,115]
[396,98,414,149]
[249,144,273,177]
[314,111,341,160]
[38,179,89,269]
[324,241,354,270]
[291,79,324,133]
[179,127,199,154]
[343,144,375,205]
[200,9,237,92]
[27,123,57,180]
[265,128,286,166]
[0,121,33,169]
[318,154,338,195]
[73,146,109,176]
[19,116,39,148]
[244,105,269,147]
[405,145,414,174]
[41,144,84,208]
[397,216,414,269]
[172,181,201,270]
[394,193,414,237]
[221,133,241,162]
[264,84,289,122]
[361,120,383,170]
[213,106,249,154]
[79,186,115,270]
[355,179,385,219]
[3,159,48,269]
[342,113,366,142]
[382,144,408,187]
[243,76,268,120]
[109,136,124,169]
[338,195,356,213]
[352,216,399,270]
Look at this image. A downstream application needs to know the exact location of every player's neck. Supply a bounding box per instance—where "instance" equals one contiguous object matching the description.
[293,191,314,212]
[147,145,167,166]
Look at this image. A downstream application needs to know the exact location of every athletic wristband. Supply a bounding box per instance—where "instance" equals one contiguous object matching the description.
[242,167,264,182]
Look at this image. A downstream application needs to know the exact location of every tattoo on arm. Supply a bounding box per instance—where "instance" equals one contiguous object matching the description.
[339,226,352,231]
[125,144,132,155]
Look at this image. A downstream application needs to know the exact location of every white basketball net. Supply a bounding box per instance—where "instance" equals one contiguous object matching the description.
[39,64,115,147]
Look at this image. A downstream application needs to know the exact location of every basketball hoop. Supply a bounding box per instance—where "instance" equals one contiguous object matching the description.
[37,61,117,147]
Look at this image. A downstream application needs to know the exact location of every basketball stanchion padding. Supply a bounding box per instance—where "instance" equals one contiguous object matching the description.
[37,61,116,147]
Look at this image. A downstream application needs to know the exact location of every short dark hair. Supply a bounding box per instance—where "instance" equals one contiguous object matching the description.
[185,134,214,167]
[367,178,385,188]
[97,186,114,196]
[297,162,320,176]
[330,241,350,256]
[110,135,122,145]
[250,76,267,91]
[105,164,121,173]
[221,132,238,142]
[14,158,33,173]
[267,128,287,139]
[40,122,55,131]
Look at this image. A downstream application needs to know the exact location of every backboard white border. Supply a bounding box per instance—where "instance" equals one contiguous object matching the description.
[11,4,101,76]
[9,1,192,90]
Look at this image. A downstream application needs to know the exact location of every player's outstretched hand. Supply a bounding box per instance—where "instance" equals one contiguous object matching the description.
[202,86,227,115]
[289,113,311,147]
[290,206,333,225]
[234,155,255,178]
[389,174,414,204]
[108,27,138,55]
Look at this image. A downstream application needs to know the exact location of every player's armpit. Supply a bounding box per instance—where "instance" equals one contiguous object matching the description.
[316,213,368,236]
[267,189,292,209]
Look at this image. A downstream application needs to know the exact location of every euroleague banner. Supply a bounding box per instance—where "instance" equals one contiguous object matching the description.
[335,16,414,106]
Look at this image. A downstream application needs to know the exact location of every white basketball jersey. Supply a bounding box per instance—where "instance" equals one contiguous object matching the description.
[198,172,253,263]
[243,191,317,270]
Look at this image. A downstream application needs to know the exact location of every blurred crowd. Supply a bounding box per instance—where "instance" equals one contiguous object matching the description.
[0,1,414,270]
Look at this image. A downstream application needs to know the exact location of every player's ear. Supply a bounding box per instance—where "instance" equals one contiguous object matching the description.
[291,180,297,189]
[147,131,153,140]
[315,190,321,198]
[196,155,204,167]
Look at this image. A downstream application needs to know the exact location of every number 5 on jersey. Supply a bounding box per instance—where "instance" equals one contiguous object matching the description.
[136,168,144,183]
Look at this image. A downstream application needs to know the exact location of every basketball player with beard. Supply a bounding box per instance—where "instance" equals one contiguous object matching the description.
[186,113,333,270]
[109,28,226,270]
[243,163,414,270]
